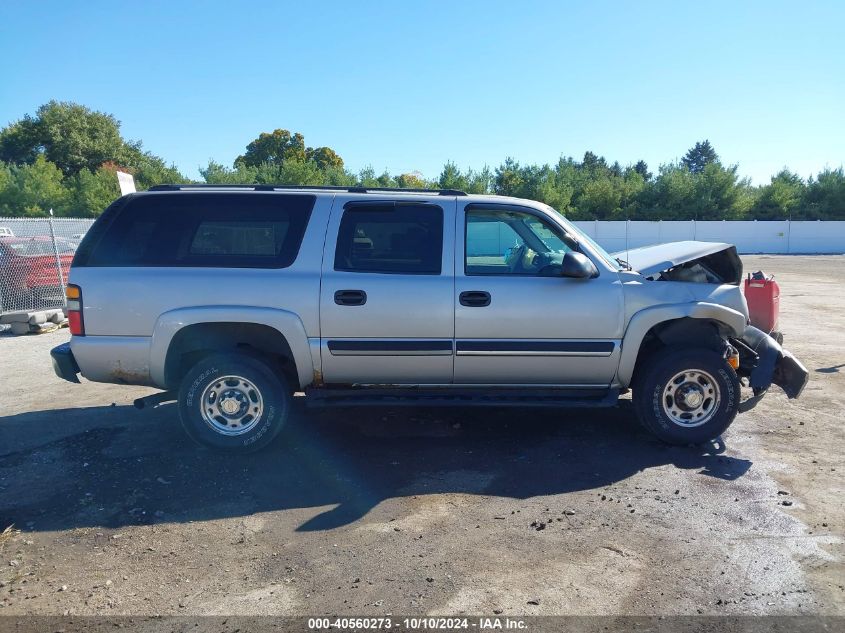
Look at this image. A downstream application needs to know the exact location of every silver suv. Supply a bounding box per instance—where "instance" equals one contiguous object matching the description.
[50,185,808,452]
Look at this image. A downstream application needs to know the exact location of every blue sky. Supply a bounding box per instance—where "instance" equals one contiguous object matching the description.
[0,1,842,183]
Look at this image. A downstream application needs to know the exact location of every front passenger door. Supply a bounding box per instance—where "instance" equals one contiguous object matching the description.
[454,203,623,385]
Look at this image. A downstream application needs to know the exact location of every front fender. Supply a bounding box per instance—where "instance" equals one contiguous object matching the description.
[149,305,315,389]
[616,302,747,386]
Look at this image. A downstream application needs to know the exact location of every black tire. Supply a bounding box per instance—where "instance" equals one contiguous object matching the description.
[632,346,740,445]
[177,353,290,453]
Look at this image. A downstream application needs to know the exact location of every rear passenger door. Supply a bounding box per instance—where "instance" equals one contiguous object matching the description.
[319,197,455,385]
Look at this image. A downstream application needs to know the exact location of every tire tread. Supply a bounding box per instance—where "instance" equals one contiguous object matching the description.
[632,345,739,445]
[177,353,289,453]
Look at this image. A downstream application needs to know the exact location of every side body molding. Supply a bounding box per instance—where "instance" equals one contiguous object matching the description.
[615,302,747,387]
[149,306,315,389]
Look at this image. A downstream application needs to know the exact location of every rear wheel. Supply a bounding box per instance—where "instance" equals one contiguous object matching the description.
[632,346,740,445]
[177,353,289,452]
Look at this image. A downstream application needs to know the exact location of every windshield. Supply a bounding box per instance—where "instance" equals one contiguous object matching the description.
[522,217,572,253]
[549,211,621,270]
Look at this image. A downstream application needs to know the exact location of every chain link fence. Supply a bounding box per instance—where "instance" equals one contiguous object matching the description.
[0,217,95,315]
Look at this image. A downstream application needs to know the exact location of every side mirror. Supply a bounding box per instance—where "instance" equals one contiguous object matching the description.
[561,251,598,279]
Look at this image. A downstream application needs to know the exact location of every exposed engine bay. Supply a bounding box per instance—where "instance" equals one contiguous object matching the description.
[615,241,743,284]
[659,261,725,284]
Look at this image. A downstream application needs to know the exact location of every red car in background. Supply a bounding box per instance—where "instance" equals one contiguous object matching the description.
[0,236,75,311]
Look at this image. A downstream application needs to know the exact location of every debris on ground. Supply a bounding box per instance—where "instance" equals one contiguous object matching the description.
[0,310,67,334]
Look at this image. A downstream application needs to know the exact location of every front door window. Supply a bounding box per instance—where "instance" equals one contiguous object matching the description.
[465,209,575,276]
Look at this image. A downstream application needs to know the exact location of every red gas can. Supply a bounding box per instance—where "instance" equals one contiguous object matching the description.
[744,272,780,334]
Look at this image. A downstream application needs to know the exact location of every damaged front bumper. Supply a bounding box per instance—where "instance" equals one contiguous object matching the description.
[732,325,809,412]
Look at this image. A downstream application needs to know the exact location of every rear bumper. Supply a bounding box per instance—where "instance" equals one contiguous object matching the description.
[50,342,81,383]
[733,325,809,407]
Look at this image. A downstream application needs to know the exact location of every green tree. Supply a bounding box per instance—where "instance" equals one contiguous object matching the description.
[70,166,122,216]
[200,159,257,184]
[0,163,13,215]
[235,129,347,180]
[396,172,429,189]
[306,146,344,170]
[0,101,125,175]
[494,158,524,196]
[357,167,398,189]
[464,166,493,194]
[515,164,572,212]
[682,140,718,175]
[644,161,752,220]
[633,160,652,181]
[436,162,493,194]
[577,177,622,220]
[691,162,752,220]
[438,161,468,191]
[6,100,843,221]
[235,129,307,167]
[0,101,189,212]
[750,169,804,219]
[132,159,191,189]
[617,169,647,218]
[0,119,41,166]
[322,164,357,186]
[274,159,328,186]
[640,164,696,220]
[801,168,845,219]
[580,151,608,174]
[0,155,70,216]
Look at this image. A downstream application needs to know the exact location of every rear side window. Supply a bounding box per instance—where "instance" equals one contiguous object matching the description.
[78,193,314,268]
[334,203,443,274]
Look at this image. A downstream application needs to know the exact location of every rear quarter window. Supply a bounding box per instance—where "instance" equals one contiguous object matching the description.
[76,193,315,268]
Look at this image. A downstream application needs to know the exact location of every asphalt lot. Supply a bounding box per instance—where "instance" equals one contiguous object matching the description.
[0,255,842,616]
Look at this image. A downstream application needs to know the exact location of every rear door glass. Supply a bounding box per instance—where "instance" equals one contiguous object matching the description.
[334,204,444,274]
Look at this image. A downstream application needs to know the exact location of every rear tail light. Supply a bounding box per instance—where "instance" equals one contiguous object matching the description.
[66,284,84,336]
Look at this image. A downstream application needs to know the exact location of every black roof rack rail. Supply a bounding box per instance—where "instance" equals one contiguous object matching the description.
[147,184,467,196]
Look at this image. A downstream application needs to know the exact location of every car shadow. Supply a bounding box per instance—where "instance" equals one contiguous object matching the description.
[0,400,752,533]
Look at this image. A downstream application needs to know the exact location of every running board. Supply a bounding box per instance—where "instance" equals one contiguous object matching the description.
[305,387,619,409]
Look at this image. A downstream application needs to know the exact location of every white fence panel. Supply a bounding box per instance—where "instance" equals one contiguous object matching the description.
[788,221,845,254]
[625,221,659,249]
[572,220,596,240]
[694,221,789,253]
[595,221,628,254]
[658,221,696,243]
[569,220,845,255]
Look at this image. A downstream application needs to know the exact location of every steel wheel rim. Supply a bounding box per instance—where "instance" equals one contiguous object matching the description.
[661,368,720,428]
[199,375,264,436]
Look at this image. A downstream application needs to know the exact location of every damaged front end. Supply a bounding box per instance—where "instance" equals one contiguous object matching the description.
[617,240,809,412]
[618,241,744,285]
[732,325,809,412]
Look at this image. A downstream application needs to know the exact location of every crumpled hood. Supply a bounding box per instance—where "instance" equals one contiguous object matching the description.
[614,240,743,284]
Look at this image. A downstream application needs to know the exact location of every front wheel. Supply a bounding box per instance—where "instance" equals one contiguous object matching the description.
[632,346,740,445]
[177,353,290,452]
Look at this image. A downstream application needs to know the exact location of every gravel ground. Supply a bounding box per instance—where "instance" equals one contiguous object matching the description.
[0,255,842,616]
